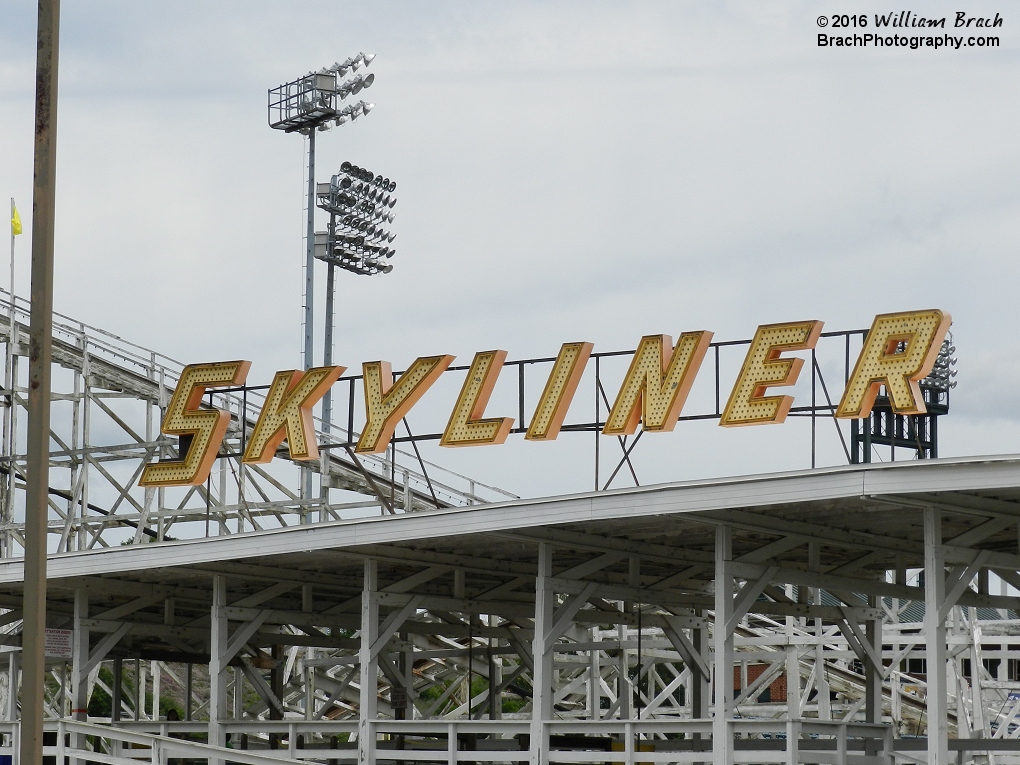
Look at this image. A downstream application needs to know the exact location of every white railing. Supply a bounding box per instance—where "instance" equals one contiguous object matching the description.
[0,719,310,765]
[0,717,896,765]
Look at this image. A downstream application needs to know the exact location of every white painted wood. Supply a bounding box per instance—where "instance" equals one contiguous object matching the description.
[925,507,949,765]
[358,559,378,765]
[713,525,733,765]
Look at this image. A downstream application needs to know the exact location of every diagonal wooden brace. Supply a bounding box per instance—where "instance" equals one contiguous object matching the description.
[370,595,424,662]
[221,610,270,666]
[545,582,598,645]
[81,623,131,677]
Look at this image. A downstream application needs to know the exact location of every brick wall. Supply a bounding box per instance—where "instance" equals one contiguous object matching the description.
[734,664,787,702]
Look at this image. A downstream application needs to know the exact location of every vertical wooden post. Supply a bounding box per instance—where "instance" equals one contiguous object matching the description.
[925,507,949,765]
[208,575,228,759]
[21,1,60,762]
[530,543,553,765]
[713,525,733,765]
[359,559,379,765]
[70,589,88,764]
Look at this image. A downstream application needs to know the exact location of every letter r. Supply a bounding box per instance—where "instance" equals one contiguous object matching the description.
[836,309,951,418]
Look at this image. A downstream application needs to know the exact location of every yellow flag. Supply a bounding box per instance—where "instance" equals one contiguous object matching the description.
[11,204,22,236]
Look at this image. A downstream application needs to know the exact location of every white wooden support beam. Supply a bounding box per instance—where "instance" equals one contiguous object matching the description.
[948,516,1013,547]
[312,666,356,720]
[545,582,597,645]
[836,607,883,674]
[382,565,452,593]
[997,568,1020,594]
[558,552,626,580]
[375,591,535,618]
[725,567,779,635]
[785,632,800,720]
[643,666,688,716]
[477,576,530,601]
[506,626,535,675]
[487,614,500,721]
[422,671,465,718]
[865,595,882,724]
[70,589,89,765]
[90,593,163,622]
[729,561,904,600]
[925,507,950,765]
[208,575,228,759]
[239,656,287,717]
[359,558,379,765]
[713,524,734,765]
[732,658,784,707]
[661,617,710,680]
[738,535,804,564]
[221,610,270,667]
[370,595,424,662]
[5,648,18,722]
[620,556,639,722]
[588,627,601,720]
[692,617,709,723]
[376,651,404,689]
[530,543,553,765]
[80,622,130,676]
[808,542,830,721]
[824,551,884,577]
[231,582,299,608]
[992,696,1020,740]
[939,551,991,621]
[71,590,88,720]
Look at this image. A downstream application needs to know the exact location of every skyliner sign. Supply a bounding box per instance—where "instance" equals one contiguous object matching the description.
[138,309,950,488]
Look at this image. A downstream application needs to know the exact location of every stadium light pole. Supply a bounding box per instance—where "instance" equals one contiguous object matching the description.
[269,54,376,503]
[268,53,377,374]
[22,1,60,764]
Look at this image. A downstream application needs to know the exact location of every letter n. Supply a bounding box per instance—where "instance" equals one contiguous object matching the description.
[603,332,712,436]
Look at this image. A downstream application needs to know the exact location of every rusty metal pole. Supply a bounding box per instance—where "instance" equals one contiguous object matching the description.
[22,0,60,762]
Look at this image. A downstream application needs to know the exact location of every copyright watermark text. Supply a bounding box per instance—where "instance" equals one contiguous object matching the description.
[816,11,1002,49]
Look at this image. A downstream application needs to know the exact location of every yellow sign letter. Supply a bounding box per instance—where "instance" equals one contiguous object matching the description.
[836,309,951,419]
[242,366,345,464]
[357,355,454,453]
[721,321,823,427]
[140,360,251,487]
[525,341,593,441]
[441,350,515,447]
[603,332,712,436]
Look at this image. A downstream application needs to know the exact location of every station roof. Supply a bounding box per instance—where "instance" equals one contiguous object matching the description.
[3,453,1020,642]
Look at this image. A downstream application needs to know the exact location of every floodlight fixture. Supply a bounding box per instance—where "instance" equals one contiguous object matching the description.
[315,157,398,430]
[268,55,377,134]
[314,159,399,277]
[923,334,958,392]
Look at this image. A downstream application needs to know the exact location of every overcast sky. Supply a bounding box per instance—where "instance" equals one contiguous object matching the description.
[0,1,1017,499]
